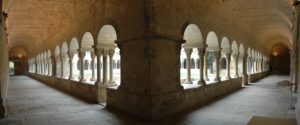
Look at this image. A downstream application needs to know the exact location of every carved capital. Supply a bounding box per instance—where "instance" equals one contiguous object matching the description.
[184,48,192,57]
[78,51,86,58]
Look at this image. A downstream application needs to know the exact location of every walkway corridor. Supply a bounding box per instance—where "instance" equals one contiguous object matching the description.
[0,75,296,125]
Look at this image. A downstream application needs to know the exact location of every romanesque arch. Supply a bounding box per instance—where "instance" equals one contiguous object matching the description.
[220,37,230,80]
[181,24,203,84]
[205,31,219,82]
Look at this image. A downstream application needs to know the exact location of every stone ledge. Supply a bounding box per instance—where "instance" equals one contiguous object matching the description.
[107,77,243,120]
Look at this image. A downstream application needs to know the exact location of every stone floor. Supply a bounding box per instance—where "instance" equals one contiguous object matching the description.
[0,75,296,125]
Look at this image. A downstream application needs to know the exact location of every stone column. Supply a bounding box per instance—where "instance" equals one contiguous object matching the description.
[225,52,231,80]
[109,49,116,84]
[51,56,56,77]
[96,48,103,85]
[79,51,86,83]
[68,52,74,80]
[214,50,221,82]
[204,51,209,81]
[233,53,239,78]
[197,48,206,86]
[90,51,96,81]
[184,48,193,84]
[243,53,249,85]
[102,50,109,84]
[55,56,60,78]
[253,58,256,73]
[60,54,65,79]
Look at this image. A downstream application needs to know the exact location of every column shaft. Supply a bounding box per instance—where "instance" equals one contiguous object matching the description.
[197,48,206,85]
[214,50,221,82]
[68,53,74,80]
[103,52,108,84]
[96,49,103,85]
[184,48,192,84]
[225,52,231,80]
[79,51,86,83]
[91,52,96,81]
[109,49,115,84]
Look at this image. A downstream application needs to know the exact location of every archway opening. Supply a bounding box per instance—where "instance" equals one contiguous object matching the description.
[270,44,290,74]
[230,41,238,78]
[181,24,203,84]
[220,37,230,80]
[97,25,120,85]
[9,61,15,75]
[9,46,28,75]
[205,31,219,83]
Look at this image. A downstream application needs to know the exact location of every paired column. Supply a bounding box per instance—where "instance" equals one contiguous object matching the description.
[68,52,74,80]
[79,51,86,83]
[184,48,193,84]
[225,52,231,80]
[96,48,103,85]
[214,50,221,82]
[90,51,96,81]
[197,48,206,86]
[109,49,116,84]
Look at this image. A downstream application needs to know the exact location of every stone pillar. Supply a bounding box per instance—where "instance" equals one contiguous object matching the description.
[51,56,56,77]
[232,53,239,78]
[60,54,65,79]
[197,47,206,86]
[96,48,103,85]
[55,56,60,78]
[184,48,193,84]
[68,52,74,80]
[204,51,209,81]
[90,51,96,81]
[107,37,184,120]
[214,50,221,82]
[225,52,231,80]
[109,49,116,84]
[243,53,249,85]
[102,50,109,84]
[79,51,86,83]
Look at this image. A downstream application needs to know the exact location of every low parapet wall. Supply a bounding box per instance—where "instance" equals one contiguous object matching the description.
[28,73,98,102]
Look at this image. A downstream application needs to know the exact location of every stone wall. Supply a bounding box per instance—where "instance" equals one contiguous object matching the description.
[0,1,9,117]
[28,73,98,103]
[249,72,269,83]
[107,77,243,120]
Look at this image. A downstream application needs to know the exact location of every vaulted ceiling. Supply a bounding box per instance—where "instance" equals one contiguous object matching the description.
[232,0,294,50]
[2,0,296,56]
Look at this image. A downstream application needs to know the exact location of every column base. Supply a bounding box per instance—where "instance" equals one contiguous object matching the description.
[69,77,75,80]
[0,100,7,118]
[197,79,206,86]
[80,78,87,83]
[204,77,210,81]
[234,75,239,78]
[183,80,193,84]
[98,84,118,103]
[90,78,97,81]
[225,76,231,80]
[243,74,249,85]
[213,78,220,82]
[109,81,116,85]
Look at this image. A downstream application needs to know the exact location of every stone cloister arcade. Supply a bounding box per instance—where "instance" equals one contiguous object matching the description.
[180,24,270,85]
[28,25,121,85]
[1,0,300,124]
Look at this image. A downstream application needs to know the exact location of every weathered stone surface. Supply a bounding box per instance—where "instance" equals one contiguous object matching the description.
[0,75,296,125]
